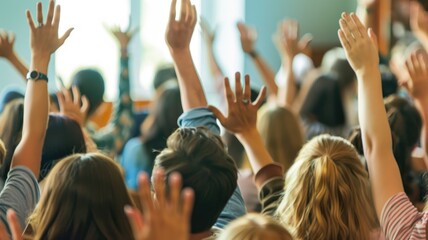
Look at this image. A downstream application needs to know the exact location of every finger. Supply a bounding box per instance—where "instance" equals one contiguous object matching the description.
[26,10,36,31]
[7,209,22,240]
[418,53,427,72]
[339,18,355,44]
[412,52,420,71]
[243,74,251,101]
[59,28,74,46]
[8,32,15,45]
[37,2,43,25]
[52,4,61,29]
[0,219,8,240]
[153,168,166,208]
[168,172,182,210]
[207,105,227,125]
[289,20,298,40]
[62,88,72,103]
[81,96,90,115]
[234,72,243,101]
[72,86,81,106]
[138,173,154,217]
[350,13,366,38]
[190,5,197,28]
[224,77,235,103]
[180,0,186,22]
[406,57,415,76]
[236,22,245,35]
[181,188,194,219]
[124,206,145,239]
[343,12,360,39]
[338,29,351,51]
[169,0,177,22]
[57,92,65,110]
[184,0,191,24]
[253,86,267,108]
[46,0,55,26]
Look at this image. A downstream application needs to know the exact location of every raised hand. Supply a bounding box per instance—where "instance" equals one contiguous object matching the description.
[125,169,194,240]
[0,31,16,60]
[57,87,89,127]
[0,209,23,240]
[26,0,73,63]
[404,51,428,99]
[338,12,378,75]
[200,17,216,45]
[108,24,138,49]
[165,0,197,54]
[208,72,266,134]
[273,19,312,63]
[410,2,428,46]
[237,22,257,54]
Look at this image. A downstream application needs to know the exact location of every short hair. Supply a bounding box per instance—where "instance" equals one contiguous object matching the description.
[154,127,238,233]
[153,65,177,90]
[276,135,378,239]
[28,153,134,239]
[71,69,105,117]
[218,213,293,240]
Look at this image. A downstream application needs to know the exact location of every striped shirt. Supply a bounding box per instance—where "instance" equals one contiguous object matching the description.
[381,192,428,239]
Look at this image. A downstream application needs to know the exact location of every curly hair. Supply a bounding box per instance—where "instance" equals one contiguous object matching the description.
[275,135,378,240]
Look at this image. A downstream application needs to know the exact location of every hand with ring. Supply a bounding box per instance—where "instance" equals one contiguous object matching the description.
[208,72,266,135]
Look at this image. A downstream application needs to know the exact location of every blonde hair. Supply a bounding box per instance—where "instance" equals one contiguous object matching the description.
[275,135,378,240]
[0,140,5,165]
[28,153,134,240]
[257,104,304,172]
[218,213,292,240]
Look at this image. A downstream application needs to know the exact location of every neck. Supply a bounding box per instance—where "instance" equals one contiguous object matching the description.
[189,230,213,240]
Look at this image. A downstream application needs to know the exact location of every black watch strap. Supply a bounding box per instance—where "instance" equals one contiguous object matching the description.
[26,70,49,82]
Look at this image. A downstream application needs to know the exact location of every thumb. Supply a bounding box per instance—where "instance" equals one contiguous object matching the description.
[368,28,378,50]
[59,27,74,46]
[298,33,313,52]
[207,105,227,125]
[7,209,22,240]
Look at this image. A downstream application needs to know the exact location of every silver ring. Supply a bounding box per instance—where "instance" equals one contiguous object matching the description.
[38,22,43,28]
[241,99,250,105]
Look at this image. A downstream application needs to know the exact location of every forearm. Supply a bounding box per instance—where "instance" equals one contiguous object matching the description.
[236,128,275,176]
[7,52,28,80]
[171,50,207,111]
[250,54,278,96]
[206,42,224,80]
[277,60,296,107]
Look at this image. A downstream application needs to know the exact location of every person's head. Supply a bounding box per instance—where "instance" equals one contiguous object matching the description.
[257,104,304,172]
[141,86,183,165]
[0,87,24,114]
[0,100,87,181]
[321,47,355,89]
[218,213,292,240]
[28,153,133,239]
[152,64,178,90]
[275,135,378,239]
[49,93,60,113]
[154,127,237,233]
[71,69,105,117]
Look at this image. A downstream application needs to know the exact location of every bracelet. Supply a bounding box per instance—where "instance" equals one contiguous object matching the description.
[248,50,258,59]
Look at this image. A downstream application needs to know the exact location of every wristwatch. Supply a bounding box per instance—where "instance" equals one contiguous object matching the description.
[26,70,49,82]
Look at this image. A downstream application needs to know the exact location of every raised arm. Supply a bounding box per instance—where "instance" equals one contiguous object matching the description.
[237,22,278,98]
[200,18,224,81]
[0,32,29,80]
[273,19,311,108]
[404,52,428,167]
[166,0,206,111]
[208,73,277,186]
[338,13,403,218]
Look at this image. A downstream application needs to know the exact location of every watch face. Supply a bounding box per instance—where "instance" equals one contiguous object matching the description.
[30,71,39,79]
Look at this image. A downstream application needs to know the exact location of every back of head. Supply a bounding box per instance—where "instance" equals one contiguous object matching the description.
[321,47,355,89]
[257,104,304,172]
[153,65,178,90]
[218,213,292,240]
[0,99,24,178]
[0,87,24,114]
[155,127,238,233]
[40,115,87,180]
[71,69,105,117]
[142,86,183,164]
[29,153,133,240]
[276,135,378,240]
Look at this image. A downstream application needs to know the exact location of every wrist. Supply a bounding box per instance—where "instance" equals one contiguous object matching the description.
[247,50,258,59]
[236,127,259,143]
[30,55,50,75]
[170,48,191,59]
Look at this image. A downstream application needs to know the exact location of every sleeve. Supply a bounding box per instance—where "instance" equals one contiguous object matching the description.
[0,167,40,235]
[91,55,134,157]
[259,177,284,217]
[177,108,220,135]
[380,192,428,240]
[213,187,246,229]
